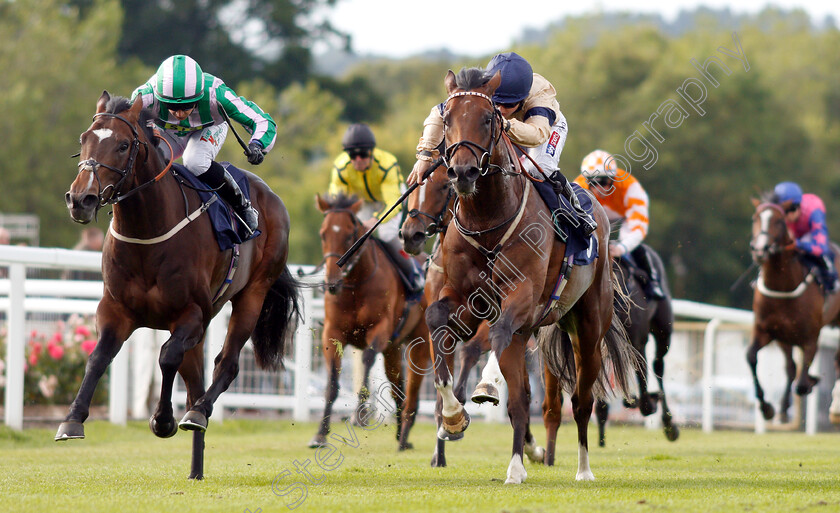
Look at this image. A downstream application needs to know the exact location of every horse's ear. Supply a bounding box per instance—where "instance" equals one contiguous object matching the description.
[128,95,144,118]
[315,193,330,213]
[751,197,761,208]
[96,91,110,113]
[486,70,502,96]
[780,199,794,212]
[444,70,458,94]
[350,198,364,214]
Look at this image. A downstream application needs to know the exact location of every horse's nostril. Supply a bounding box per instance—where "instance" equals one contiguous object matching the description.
[81,194,99,209]
[412,231,427,243]
[446,168,457,180]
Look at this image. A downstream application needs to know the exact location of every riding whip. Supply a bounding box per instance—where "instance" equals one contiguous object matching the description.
[730,261,758,292]
[336,158,444,268]
[218,107,257,159]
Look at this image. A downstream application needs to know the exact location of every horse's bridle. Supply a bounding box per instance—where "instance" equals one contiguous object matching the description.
[406,183,455,237]
[750,203,795,260]
[76,112,150,207]
[322,208,370,290]
[442,91,507,177]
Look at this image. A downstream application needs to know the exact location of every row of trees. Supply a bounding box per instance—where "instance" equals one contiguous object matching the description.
[3,1,839,307]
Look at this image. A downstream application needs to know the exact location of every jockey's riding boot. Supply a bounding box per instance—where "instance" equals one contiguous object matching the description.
[548,170,597,236]
[204,161,259,236]
[631,245,666,300]
[382,238,425,296]
[822,254,839,295]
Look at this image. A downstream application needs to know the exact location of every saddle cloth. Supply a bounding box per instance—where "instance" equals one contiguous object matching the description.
[171,162,260,251]
[531,180,597,265]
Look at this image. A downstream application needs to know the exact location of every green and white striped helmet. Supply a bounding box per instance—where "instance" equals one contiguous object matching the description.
[153,55,205,105]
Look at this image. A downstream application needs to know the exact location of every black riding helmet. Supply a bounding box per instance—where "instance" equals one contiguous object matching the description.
[342,123,376,151]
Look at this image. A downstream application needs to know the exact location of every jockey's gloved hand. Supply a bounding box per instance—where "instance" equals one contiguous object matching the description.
[247,141,265,165]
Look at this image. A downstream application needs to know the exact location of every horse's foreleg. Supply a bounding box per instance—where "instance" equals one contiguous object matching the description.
[595,399,609,447]
[747,332,775,420]
[426,297,469,440]
[56,309,134,440]
[381,343,406,441]
[456,335,484,404]
[779,344,796,423]
[311,328,342,448]
[495,332,529,484]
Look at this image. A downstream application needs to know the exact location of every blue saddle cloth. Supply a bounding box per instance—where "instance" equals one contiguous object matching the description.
[171,162,260,251]
[531,180,597,265]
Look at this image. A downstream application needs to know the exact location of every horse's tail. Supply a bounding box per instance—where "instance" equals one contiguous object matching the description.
[252,266,303,370]
[537,267,642,399]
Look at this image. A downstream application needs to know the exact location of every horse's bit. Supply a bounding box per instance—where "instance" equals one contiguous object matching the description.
[406,184,455,237]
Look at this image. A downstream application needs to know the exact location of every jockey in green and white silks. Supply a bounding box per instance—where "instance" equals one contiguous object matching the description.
[130,55,277,234]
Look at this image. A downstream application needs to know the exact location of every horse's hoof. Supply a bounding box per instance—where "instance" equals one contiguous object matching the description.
[795,384,813,396]
[598,438,606,448]
[779,411,790,424]
[430,452,447,468]
[524,444,545,464]
[442,409,470,435]
[149,415,179,438]
[471,383,500,406]
[664,424,680,442]
[352,404,376,427]
[437,425,465,441]
[308,434,327,449]
[576,470,596,482]
[760,403,775,421]
[398,442,414,451]
[623,396,638,409]
[178,410,208,432]
[639,397,658,416]
[55,421,85,441]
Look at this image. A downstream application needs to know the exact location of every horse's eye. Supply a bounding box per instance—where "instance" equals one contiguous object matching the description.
[118,142,129,152]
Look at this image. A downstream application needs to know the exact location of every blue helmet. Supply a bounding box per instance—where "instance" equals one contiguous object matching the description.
[486,52,533,104]
[773,181,803,206]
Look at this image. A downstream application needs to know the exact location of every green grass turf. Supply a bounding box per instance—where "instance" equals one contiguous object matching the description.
[0,418,838,513]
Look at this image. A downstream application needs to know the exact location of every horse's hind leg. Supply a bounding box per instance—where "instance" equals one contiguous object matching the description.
[595,399,609,447]
[570,330,601,482]
[747,331,775,420]
[400,337,428,451]
[651,328,679,441]
[542,363,563,466]
[382,343,407,443]
[56,306,134,440]
[522,358,545,465]
[779,344,796,423]
[154,306,207,435]
[310,335,342,448]
[430,350,455,467]
[794,340,820,396]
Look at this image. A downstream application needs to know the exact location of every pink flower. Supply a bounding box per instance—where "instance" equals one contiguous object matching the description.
[30,341,43,357]
[50,332,63,345]
[75,325,92,338]
[48,343,64,360]
[81,339,97,355]
[28,351,39,366]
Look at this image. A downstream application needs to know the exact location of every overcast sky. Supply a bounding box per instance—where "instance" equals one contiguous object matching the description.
[316,0,839,58]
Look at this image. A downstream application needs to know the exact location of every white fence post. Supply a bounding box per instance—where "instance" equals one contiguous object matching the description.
[701,318,719,433]
[4,263,26,430]
[293,286,314,422]
[108,336,129,426]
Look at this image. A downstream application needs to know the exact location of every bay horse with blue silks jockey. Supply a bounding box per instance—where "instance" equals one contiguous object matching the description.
[423,68,639,483]
[400,163,547,468]
[60,92,301,479]
[749,197,840,424]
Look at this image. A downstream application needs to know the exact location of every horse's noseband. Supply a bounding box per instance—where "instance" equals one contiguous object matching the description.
[406,185,454,237]
[76,112,148,206]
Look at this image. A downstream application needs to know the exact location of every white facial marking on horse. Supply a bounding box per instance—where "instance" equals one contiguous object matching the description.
[419,182,427,206]
[93,128,113,142]
[331,225,341,233]
[755,209,773,251]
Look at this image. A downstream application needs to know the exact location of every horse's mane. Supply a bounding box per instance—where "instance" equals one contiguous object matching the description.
[758,190,777,204]
[454,67,493,90]
[104,95,159,152]
[323,192,361,210]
